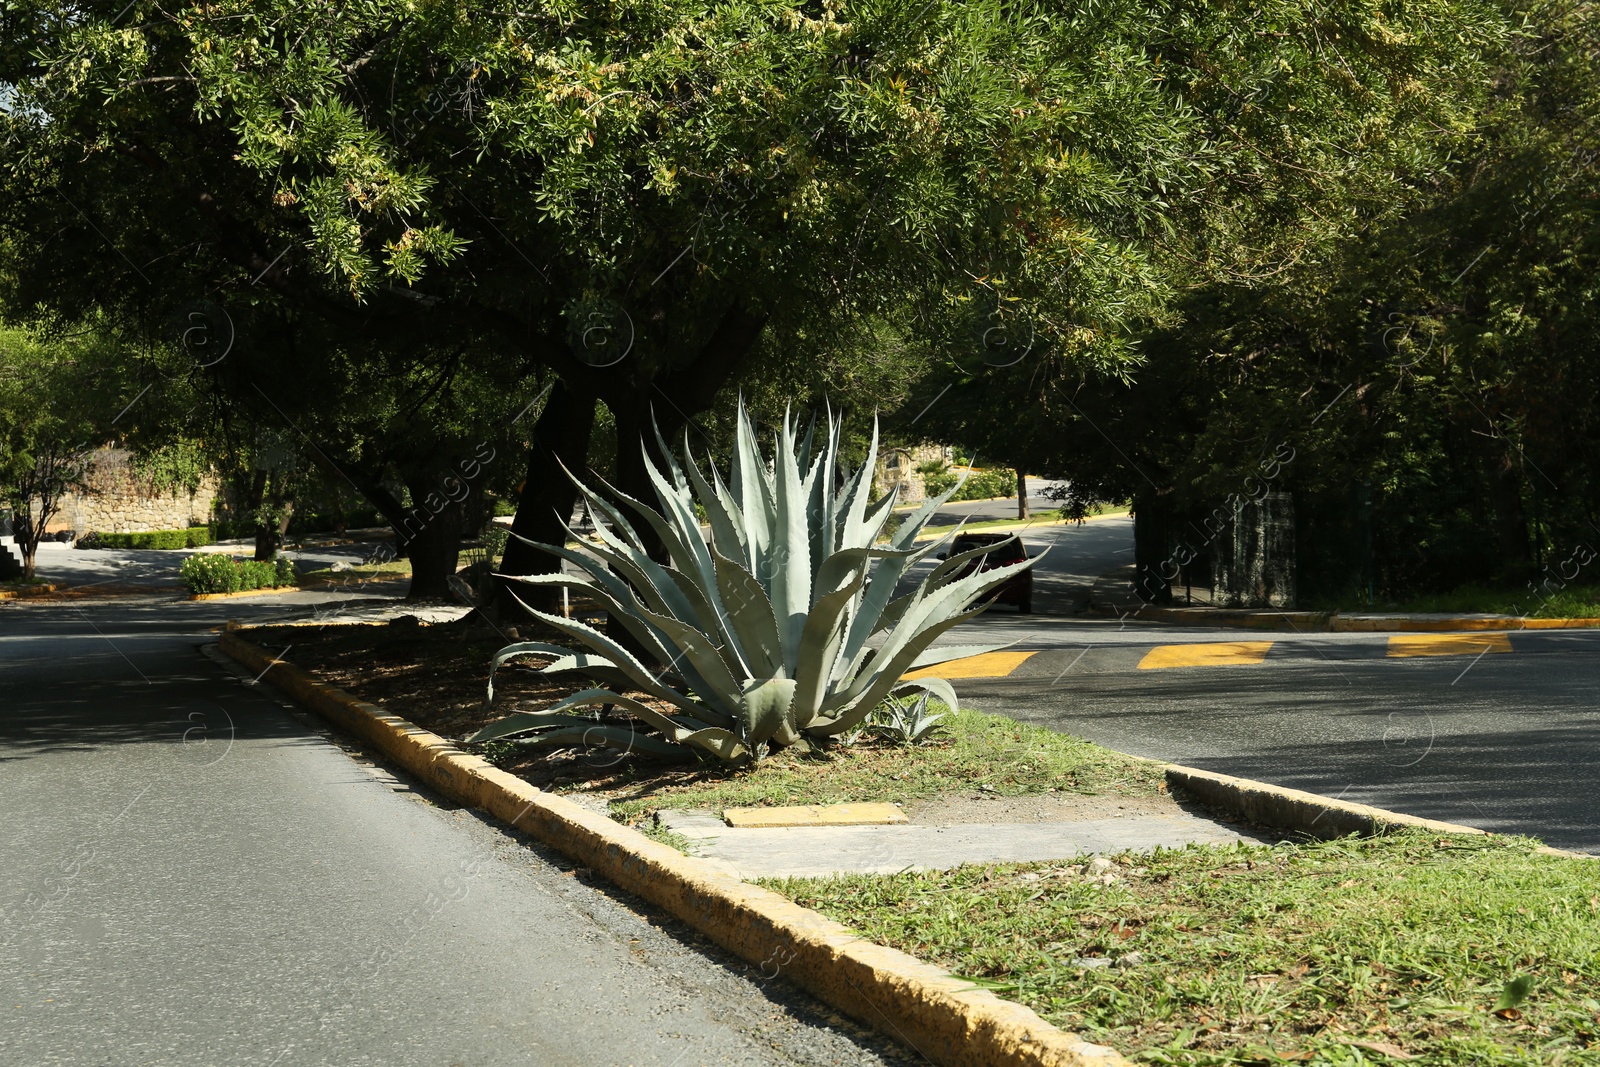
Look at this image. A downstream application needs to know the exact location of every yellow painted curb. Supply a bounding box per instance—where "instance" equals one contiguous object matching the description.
[217,630,1129,1067]
[0,583,57,600]
[724,803,909,828]
[189,584,300,601]
[1098,604,1600,633]
[1137,641,1273,669]
[904,650,1037,680]
[1386,633,1513,658]
[1333,615,1600,632]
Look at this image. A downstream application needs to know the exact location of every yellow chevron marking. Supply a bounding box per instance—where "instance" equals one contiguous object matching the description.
[1137,641,1274,669]
[902,650,1038,680]
[1386,633,1513,658]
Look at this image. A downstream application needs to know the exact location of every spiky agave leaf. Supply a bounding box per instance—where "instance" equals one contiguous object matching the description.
[481,401,1036,764]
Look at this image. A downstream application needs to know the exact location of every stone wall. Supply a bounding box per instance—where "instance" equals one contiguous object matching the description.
[873,443,951,505]
[45,447,220,535]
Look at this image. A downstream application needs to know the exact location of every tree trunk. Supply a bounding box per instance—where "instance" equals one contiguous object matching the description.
[18,514,37,581]
[1489,454,1530,578]
[1132,493,1174,604]
[246,469,271,558]
[608,392,677,561]
[1016,470,1028,519]
[401,471,467,601]
[495,380,597,616]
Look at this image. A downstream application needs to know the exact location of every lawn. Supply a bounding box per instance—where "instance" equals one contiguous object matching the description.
[771,832,1600,1065]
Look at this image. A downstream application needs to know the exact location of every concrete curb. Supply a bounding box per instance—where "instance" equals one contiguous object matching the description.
[0,583,57,600]
[1164,764,1488,840]
[1164,763,1593,859]
[189,584,300,601]
[1328,615,1600,632]
[217,629,1130,1067]
[1089,599,1600,633]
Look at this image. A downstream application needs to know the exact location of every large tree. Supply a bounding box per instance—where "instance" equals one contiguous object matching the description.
[907,0,1598,604]
[1,0,1504,599]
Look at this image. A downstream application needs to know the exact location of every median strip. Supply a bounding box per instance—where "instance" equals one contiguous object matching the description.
[217,628,1130,1067]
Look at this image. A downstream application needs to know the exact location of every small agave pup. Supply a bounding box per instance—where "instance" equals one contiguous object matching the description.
[469,402,1036,764]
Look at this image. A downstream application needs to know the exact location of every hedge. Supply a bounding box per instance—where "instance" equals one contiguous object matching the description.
[922,466,1018,502]
[85,527,212,550]
[179,554,297,595]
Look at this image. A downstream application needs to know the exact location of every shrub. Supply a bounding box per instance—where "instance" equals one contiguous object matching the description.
[470,403,1034,764]
[87,526,213,550]
[922,466,1017,502]
[179,553,296,594]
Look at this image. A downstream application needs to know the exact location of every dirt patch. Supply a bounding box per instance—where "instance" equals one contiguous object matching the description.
[246,619,574,741]
[904,790,1192,825]
[236,620,1172,822]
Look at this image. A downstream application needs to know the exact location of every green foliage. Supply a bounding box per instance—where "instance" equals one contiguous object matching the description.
[0,327,117,577]
[179,553,295,594]
[128,440,209,496]
[471,404,1033,764]
[88,527,211,550]
[922,466,1017,502]
[865,692,949,746]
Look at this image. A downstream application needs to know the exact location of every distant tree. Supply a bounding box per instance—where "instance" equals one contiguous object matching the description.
[0,329,106,578]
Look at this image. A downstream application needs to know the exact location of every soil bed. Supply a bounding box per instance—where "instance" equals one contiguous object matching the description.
[242,619,1170,828]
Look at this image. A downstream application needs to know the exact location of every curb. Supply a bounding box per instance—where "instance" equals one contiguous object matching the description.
[1164,764,1488,839]
[1165,763,1594,859]
[1089,596,1600,633]
[0,583,57,600]
[189,584,301,601]
[1329,615,1600,632]
[217,629,1129,1067]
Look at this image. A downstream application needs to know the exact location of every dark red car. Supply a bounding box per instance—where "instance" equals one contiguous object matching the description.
[937,532,1032,613]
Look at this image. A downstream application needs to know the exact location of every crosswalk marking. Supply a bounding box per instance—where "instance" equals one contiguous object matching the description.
[902,650,1038,680]
[1386,633,1513,658]
[1137,641,1274,669]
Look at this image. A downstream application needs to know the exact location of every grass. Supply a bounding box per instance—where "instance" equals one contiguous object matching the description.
[768,831,1600,1065]
[297,559,412,584]
[1316,583,1600,619]
[604,707,1165,825]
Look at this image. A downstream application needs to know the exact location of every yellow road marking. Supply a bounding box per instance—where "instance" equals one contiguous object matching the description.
[1137,641,1274,669]
[724,803,908,828]
[1386,633,1513,658]
[901,650,1038,680]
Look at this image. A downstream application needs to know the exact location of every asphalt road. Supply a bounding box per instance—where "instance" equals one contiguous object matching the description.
[937,615,1600,854]
[0,596,908,1067]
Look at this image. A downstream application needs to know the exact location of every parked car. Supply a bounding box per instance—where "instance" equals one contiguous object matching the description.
[936,532,1032,613]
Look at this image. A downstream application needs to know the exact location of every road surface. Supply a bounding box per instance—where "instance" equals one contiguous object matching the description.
[934,614,1600,854]
[0,595,909,1067]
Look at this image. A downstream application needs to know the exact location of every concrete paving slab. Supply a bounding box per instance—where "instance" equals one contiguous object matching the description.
[724,802,908,827]
[657,809,1258,879]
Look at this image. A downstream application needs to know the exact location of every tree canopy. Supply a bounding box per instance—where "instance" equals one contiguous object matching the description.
[0,0,1527,601]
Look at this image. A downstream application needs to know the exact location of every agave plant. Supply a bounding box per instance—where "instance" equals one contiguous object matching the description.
[867,690,949,746]
[469,402,1035,764]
